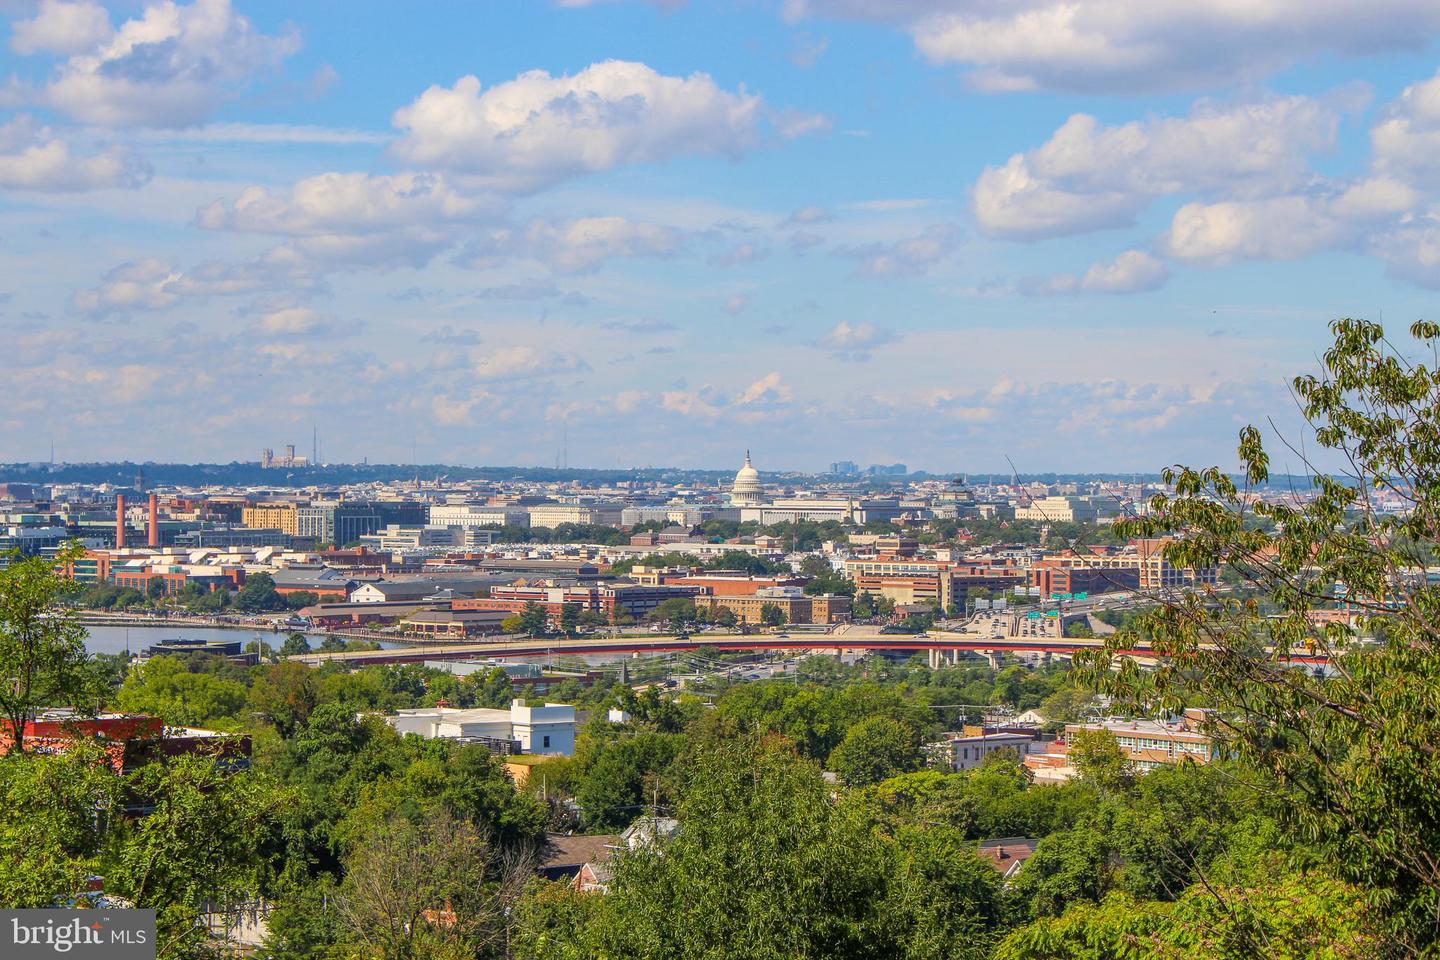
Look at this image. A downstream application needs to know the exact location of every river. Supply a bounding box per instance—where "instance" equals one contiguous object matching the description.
[84,624,332,656]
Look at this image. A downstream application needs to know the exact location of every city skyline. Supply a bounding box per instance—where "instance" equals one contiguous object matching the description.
[5,0,1440,471]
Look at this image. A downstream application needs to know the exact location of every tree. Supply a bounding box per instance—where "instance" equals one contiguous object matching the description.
[559,603,581,637]
[575,731,685,829]
[713,605,738,629]
[0,545,101,755]
[501,614,525,634]
[285,590,319,610]
[280,632,311,657]
[1080,317,1440,951]
[759,603,787,628]
[250,661,320,737]
[518,602,549,637]
[1066,729,1131,794]
[115,655,249,727]
[827,716,921,787]
[235,572,287,612]
[649,597,698,627]
[336,809,531,960]
[115,756,288,954]
[0,742,121,905]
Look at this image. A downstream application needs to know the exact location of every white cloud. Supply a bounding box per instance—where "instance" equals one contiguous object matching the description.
[1023,249,1171,295]
[256,306,330,336]
[736,371,793,406]
[724,294,751,314]
[195,172,504,267]
[786,1,1440,94]
[1161,192,1384,264]
[10,0,112,55]
[815,320,899,359]
[460,215,684,274]
[1372,70,1440,188]
[836,224,959,278]
[973,95,1339,239]
[781,204,832,227]
[0,115,151,191]
[72,249,319,316]
[472,345,588,382]
[709,241,767,267]
[34,0,301,127]
[391,60,763,192]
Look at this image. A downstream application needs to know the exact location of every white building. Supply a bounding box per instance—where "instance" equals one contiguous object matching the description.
[428,504,531,529]
[388,700,576,756]
[527,503,624,528]
[729,451,766,508]
[931,732,1037,771]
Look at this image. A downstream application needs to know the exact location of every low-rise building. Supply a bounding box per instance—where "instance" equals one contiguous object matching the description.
[388,701,576,756]
[929,731,1038,771]
[1062,709,1217,772]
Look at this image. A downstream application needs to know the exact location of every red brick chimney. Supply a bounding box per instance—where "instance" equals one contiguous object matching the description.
[147,493,159,547]
[115,494,126,549]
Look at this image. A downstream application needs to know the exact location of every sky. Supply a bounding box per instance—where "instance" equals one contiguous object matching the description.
[2,0,1440,474]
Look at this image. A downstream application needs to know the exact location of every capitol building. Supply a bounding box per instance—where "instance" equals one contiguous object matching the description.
[729,451,766,508]
[727,451,904,525]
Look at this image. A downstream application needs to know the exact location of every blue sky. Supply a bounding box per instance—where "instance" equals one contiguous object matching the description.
[3,0,1440,473]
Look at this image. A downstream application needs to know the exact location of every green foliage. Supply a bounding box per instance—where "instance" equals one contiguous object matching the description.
[115,654,249,727]
[828,715,921,786]
[0,743,121,906]
[250,661,319,737]
[1078,318,1440,950]
[648,596,699,626]
[235,571,288,612]
[0,544,100,752]
[562,737,1010,960]
[573,730,685,829]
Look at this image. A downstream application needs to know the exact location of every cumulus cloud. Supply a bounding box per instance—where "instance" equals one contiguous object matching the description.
[29,0,302,127]
[254,306,332,336]
[603,317,678,332]
[10,0,113,55]
[708,241,767,267]
[736,371,793,407]
[0,115,151,191]
[477,279,563,301]
[815,320,899,360]
[195,172,504,268]
[391,60,763,192]
[459,216,684,274]
[1022,250,1171,295]
[472,345,588,382]
[1371,69,1440,188]
[973,95,1340,239]
[836,224,959,278]
[781,204,833,227]
[72,249,319,317]
[784,1,1440,94]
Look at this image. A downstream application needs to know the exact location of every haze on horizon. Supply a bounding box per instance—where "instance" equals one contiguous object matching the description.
[5,0,1440,473]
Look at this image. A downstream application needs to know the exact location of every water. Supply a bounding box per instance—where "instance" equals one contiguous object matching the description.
[84,624,330,656]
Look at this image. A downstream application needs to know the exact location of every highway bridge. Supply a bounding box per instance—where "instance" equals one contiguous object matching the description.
[291,628,1332,668]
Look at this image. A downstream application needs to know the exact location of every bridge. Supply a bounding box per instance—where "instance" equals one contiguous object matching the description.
[291,628,1331,668]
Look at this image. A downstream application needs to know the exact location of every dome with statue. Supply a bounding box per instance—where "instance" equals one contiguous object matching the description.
[730,451,765,507]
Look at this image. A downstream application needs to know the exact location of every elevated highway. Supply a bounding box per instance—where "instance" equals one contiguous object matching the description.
[291,628,1331,668]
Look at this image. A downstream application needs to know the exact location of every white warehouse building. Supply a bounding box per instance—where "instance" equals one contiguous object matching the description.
[388,700,576,756]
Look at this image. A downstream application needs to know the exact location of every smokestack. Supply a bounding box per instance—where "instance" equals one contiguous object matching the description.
[148,493,159,547]
[115,494,126,549]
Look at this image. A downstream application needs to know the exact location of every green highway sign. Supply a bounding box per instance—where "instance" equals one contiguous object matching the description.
[1026,611,1042,619]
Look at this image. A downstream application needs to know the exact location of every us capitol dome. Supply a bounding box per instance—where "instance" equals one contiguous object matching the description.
[730,450,766,507]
